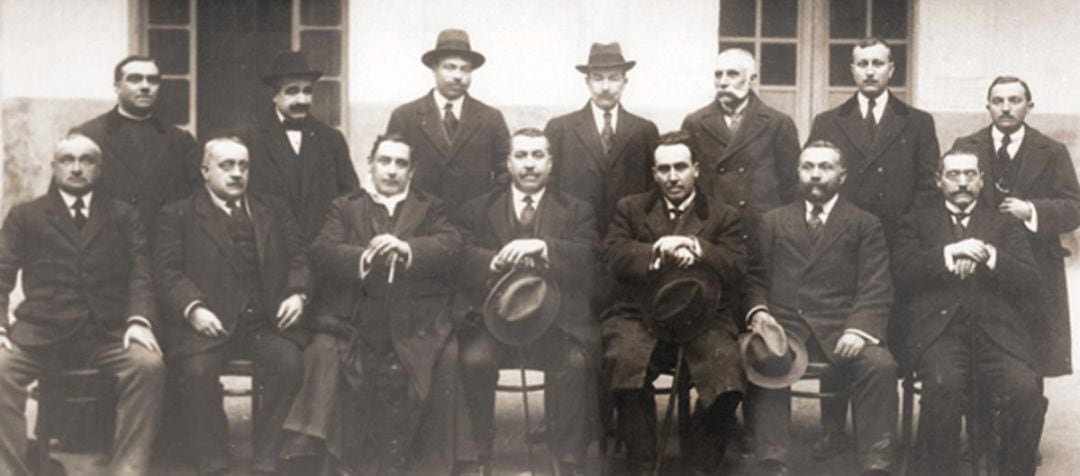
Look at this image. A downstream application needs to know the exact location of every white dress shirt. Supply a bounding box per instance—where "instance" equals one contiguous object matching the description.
[720,96,749,129]
[276,109,303,155]
[804,194,839,225]
[857,90,889,124]
[943,200,998,271]
[433,90,464,123]
[591,101,619,136]
[58,189,93,219]
[511,186,546,222]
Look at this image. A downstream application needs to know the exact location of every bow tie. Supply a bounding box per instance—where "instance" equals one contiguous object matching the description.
[283,120,304,131]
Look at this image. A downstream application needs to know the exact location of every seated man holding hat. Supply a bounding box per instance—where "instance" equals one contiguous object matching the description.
[744,140,897,476]
[602,130,748,476]
[456,127,599,476]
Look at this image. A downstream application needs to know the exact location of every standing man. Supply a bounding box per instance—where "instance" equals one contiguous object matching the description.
[457,128,598,476]
[386,28,511,209]
[0,134,165,476]
[952,76,1080,378]
[893,149,1044,476]
[73,55,201,241]
[245,50,360,244]
[745,141,897,476]
[603,131,747,476]
[156,137,311,475]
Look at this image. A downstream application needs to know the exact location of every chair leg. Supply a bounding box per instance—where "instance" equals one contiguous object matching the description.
[36,379,54,476]
[676,367,692,456]
[900,377,914,476]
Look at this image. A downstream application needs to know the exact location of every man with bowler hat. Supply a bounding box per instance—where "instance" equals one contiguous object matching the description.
[602,131,747,475]
[243,50,359,245]
[457,128,598,476]
[386,28,511,209]
[744,141,897,476]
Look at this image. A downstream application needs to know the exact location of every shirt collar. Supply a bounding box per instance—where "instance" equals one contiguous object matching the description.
[371,188,410,217]
[857,90,889,118]
[511,185,546,208]
[433,90,464,117]
[805,193,840,221]
[663,190,697,214]
[992,124,1026,146]
[58,189,93,211]
[945,199,977,216]
[205,187,244,214]
[719,95,749,117]
[116,105,152,121]
[591,101,620,131]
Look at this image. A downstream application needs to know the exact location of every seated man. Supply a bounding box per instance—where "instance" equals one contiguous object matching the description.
[603,131,748,476]
[155,137,311,475]
[893,148,1044,476]
[0,133,165,476]
[282,133,462,475]
[745,141,897,476]
[457,128,598,475]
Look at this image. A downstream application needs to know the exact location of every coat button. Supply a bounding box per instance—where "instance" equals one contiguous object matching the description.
[876,166,885,174]
[741,234,750,241]
[718,167,727,174]
[738,200,747,207]
[738,167,746,174]
[940,309,948,315]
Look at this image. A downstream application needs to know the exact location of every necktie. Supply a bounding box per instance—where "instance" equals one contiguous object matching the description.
[951,211,970,239]
[601,110,614,155]
[865,96,878,139]
[668,207,685,222]
[995,133,1013,195]
[227,198,241,217]
[520,195,536,226]
[443,102,459,140]
[808,204,824,242]
[72,197,87,231]
[724,108,742,135]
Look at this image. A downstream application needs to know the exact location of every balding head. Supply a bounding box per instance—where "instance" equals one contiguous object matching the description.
[714,48,757,108]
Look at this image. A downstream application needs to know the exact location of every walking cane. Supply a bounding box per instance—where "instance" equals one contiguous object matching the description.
[518,347,537,476]
[653,346,686,476]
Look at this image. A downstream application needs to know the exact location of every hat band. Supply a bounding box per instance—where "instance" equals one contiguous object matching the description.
[586,54,630,66]
[435,41,473,52]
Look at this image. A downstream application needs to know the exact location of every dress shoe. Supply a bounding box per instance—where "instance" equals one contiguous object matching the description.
[757,459,789,476]
[811,430,855,460]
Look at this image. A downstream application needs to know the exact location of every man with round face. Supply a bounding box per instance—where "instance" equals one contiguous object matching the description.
[386,28,510,209]
[744,141,897,476]
[952,77,1080,384]
[893,149,1045,476]
[0,134,164,475]
[457,128,598,475]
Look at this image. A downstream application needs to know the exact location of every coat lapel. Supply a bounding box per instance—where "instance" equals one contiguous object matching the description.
[260,114,302,204]
[536,192,568,238]
[834,96,873,165]
[44,189,84,249]
[391,190,430,239]
[1012,128,1053,195]
[605,107,635,165]
[449,95,484,160]
[807,200,854,266]
[487,189,514,244]
[718,94,770,165]
[698,101,732,148]
[780,202,814,261]
[298,121,323,200]
[81,194,108,247]
[643,193,674,238]
[571,105,608,168]
[195,190,241,274]
[418,92,452,164]
[248,196,273,264]
[861,95,911,174]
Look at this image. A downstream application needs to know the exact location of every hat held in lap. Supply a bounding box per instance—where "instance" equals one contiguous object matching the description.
[740,318,808,389]
[643,265,720,344]
[483,268,561,346]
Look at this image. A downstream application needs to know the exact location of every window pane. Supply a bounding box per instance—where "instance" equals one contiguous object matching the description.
[158,79,190,125]
[871,0,908,39]
[719,41,755,56]
[829,44,855,86]
[760,43,796,85]
[720,0,756,37]
[761,0,797,38]
[830,0,866,39]
[890,44,907,86]
[149,0,189,25]
[149,29,190,75]
[313,80,341,127]
[256,0,292,33]
[301,0,342,26]
[301,30,342,77]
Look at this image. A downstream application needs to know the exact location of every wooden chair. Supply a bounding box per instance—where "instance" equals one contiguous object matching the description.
[222,358,262,431]
[33,367,115,476]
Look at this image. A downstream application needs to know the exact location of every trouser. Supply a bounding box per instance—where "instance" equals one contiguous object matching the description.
[753,337,897,473]
[916,320,1045,476]
[0,337,165,476]
[459,326,594,465]
[173,321,303,474]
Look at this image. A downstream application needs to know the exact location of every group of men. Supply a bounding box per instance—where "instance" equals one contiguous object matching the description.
[0,26,1076,476]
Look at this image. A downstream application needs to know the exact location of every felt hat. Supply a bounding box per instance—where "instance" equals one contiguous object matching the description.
[643,264,720,343]
[483,268,560,346]
[575,42,636,73]
[422,28,486,69]
[262,50,322,86]
[740,318,809,389]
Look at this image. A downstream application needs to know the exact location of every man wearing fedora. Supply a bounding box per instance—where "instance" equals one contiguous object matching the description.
[285,133,462,475]
[457,128,598,476]
[603,131,747,476]
[244,50,359,245]
[744,141,897,476]
[893,148,1044,476]
[386,28,511,209]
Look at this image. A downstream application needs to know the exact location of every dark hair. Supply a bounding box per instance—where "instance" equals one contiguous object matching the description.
[511,127,546,140]
[986,75,1033,103]
[936,147,982,174]
[113,55,159,82]
[801,140,846,169]
[654,130,695,163]
[368,133,412,164]
[852,37,892,62]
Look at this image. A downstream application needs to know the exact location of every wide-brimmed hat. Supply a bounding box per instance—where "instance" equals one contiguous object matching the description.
[740,318,809,389]
[643,265,720,344]
[575,42,637,73]
[262,50,322,86]
[421,28,486,69]
[483,268,560,346]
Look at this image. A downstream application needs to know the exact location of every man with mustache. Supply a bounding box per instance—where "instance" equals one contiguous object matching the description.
[744,141,896,476]
[155,137,311,475]
[893,149,1044,476]
[0,133,165,476]
[805,37,940,456]
[951,76,1080,382]
[386,29,510,209]
[243,50,360,244]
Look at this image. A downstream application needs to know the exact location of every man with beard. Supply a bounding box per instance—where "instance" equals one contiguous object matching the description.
[244,50,359,244]
[386,29,510,209]
[745,141,897,476]
[951,76,1080,380]
[893,149,1044,476]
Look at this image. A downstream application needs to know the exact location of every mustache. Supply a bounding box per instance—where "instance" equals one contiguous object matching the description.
[289,104,310,112]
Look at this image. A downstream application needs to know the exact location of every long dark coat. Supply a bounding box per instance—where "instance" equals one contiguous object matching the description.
[952,126,1080,376]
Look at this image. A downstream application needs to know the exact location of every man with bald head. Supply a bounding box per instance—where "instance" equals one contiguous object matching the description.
[0,133,165,475]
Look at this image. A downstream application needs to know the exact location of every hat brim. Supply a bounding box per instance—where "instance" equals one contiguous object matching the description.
[575,61,636,73]
[740,331,809,389]
[261,71,323,86]
[482,270,560,346]
[422,49,486,69]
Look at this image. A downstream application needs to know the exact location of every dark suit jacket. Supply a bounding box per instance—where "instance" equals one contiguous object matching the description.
[681,92,800,240]
[747,198,893,361]
[244,109,360,244]
[386,91,511,209]
[543,103,659,236]
[953,126,1080,376]
[892,201,1040,370]
[155,189,312,358]
[0,188,155,348]
[309,188,462,400]
[457,187,599,344]
[807,93,940,242]
[73,108,201,239]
